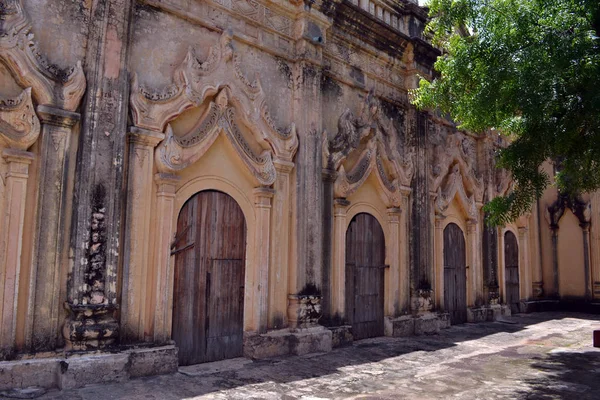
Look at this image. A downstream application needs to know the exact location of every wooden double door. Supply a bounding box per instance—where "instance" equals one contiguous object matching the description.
[504,231,520,314]
[345,213,386,340]
[171,190,246,366]
[444,223,467,325]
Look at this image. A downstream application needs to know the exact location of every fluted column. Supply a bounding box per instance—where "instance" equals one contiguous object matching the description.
[152,173,180,343]
[0,149,34,354]
[386,208,401,317]
[331,199,349,319]
[253,188,274,333]
[28,106,80,351]
[121,127,165,342]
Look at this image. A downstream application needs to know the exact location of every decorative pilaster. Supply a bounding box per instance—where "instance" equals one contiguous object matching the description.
[518,226,532,300]
[291,10,329,300]
[269,161,294,329]
[121,127,165,343]
[330,198,349,319]
[433,214,445,309]
[466,219,478,307]
[497,228,505,303]
[29,106,80,351]
[386,208,401,317]
[253,187,274,333]
[399,191,411,313]
[531,200,544,298]
[0,149,34,356]
[152,173,180,344]
[581,223,592,300]
[591,192,600,299]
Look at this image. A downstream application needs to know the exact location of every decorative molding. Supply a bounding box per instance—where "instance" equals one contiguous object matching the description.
[132,30,298,184]
[435,164,479,221]
[0,1,86,111]
[155,88,277,186]
[0,87,40,150]
[429,124,484,205]
[546,194,591,229]
[323,91,413,208]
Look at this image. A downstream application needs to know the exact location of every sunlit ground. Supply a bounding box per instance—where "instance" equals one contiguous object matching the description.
[39,312,600,400]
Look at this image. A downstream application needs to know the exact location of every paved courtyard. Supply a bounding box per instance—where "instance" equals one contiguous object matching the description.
[36,312,600,400]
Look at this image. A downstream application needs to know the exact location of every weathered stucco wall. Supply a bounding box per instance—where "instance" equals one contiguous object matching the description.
[0,0,596,369]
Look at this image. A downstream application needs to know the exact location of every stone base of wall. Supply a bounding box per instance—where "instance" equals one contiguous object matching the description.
[384,313,451,337]
[328,325,353,348]
[244,326,333,359]
[0,344,178,391]
[467,305,511,323]
[521,299,600,314]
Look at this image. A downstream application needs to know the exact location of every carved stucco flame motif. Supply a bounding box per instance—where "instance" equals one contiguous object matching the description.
[326,91,413,207]
[133,29,297,184]
[0,87,40,150]
[0,0,86,111]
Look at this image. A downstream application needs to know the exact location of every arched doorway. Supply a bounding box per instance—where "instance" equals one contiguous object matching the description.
[345,213,386,340]
[171,190,246,365]
[504,231,520,314]
[444,223,467,324]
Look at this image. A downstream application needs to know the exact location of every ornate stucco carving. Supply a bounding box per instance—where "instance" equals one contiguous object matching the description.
[155,88,277,186]
[131,30,298,177]
[429,125,484,207]
[323,91,413,207]
[0,1,86,111]
[435,164,479,220]
[0,87,40,150]
[546,194,591,229]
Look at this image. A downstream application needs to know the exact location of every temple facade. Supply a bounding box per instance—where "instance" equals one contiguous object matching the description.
[0,0,598,389]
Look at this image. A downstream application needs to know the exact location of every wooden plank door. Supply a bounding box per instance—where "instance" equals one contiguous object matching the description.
[504,231,520,314]
[345,213,385,340]
[444,223,467,324]
[172,190,246,366]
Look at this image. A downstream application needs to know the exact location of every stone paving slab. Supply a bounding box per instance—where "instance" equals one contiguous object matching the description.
[30,312,600,400]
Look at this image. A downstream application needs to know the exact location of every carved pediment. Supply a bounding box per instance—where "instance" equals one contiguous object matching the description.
[0,1,86,111]
[435,164,479,220]
[324,91,413,206]
[429,127,484,203]
[0,87,40,149]
[155,88,277,186]
[131,30,298,165]
[545,194,590,229]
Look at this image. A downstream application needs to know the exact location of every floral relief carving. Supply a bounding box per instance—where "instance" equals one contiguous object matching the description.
[0,0,86,111]
[0,87,40,150]
[323,91,413,207]
[132,30,297,184]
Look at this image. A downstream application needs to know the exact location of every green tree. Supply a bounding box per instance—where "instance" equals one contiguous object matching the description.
[411,0,600,225]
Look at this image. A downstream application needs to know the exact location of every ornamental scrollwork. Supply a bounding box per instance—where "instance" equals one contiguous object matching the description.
[132,29,297,183]
[0,87,40,150]
[0,0,86,111]
[155,88,276,186]
[323,91,413,207]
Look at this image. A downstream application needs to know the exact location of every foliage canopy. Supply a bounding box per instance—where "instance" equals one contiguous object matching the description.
[411,0,600,226]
